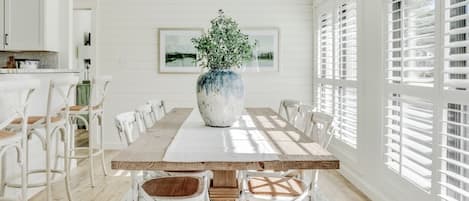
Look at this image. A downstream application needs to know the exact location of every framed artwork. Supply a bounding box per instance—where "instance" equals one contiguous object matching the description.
[242,28,280,72]
[158,28,203,73]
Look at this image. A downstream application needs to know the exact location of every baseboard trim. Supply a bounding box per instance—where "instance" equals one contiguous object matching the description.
[338,162,393,201]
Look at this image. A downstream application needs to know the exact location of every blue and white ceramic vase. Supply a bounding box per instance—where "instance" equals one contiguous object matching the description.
[196,69,244,127]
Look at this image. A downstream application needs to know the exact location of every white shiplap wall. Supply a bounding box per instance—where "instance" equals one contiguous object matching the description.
[95,0,315,148]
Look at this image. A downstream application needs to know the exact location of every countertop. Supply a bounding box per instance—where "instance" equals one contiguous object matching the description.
[0,68,81,74]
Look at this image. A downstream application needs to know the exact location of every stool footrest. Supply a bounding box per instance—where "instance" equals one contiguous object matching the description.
[5,169,66,188]
[57,147,103,159]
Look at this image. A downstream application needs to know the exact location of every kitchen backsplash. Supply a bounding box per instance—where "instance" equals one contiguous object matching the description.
[0,51,58,68]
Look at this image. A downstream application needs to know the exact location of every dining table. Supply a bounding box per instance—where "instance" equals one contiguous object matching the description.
[111,107,340,201]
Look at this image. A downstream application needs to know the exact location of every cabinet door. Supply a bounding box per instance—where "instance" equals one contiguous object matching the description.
[4,0,41,50]
[0,0,4,50]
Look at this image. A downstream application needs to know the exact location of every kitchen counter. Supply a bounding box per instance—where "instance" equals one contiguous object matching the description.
[0,68,81,74]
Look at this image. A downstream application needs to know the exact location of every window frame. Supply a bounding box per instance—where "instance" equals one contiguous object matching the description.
[314,0,359,158]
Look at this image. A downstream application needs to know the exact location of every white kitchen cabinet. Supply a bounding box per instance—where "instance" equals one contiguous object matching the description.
[0,0,4,50]
[1,0,59,51]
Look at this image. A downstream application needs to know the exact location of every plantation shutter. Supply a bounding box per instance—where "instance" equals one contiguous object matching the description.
[316,0,358,148]
[385,0,435,191]
[441,0,469,200]
[385,94,433,191]
[334,1,358,147]
[317,84,334,115]
[319,12,334,79]
[334,86,357,147]
[335,2,357,81]
[387,0,436,87]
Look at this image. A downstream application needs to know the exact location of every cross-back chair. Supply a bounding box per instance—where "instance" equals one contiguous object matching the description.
[0,79,37,201]
[67,76,112,187]
[113,111,209,201]
[278,99,301,124]
[5,77,78,201]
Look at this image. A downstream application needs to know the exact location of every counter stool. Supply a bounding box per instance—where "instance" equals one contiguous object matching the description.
[0,80,37,201]
[65,76,111,187]
[5,77,78,201]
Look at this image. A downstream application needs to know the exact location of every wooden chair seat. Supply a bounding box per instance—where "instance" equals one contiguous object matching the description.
[67,105,100,112]
[247,176,305,197]
[12,116,61,125]
[0,130,15,140]
[164,170,206,173]
[141,177,201,197]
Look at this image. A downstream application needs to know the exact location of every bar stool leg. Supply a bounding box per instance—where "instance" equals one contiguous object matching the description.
[89,115,95,187]
[62,126,73,201]
[45,127,52,201]
[99,115,108,176]
[0,154,6,197]
[53,134,60,180]
[20,146,27,201]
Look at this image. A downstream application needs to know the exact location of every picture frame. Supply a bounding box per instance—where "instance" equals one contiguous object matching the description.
[158,28,204,74]
[241,28,280,72]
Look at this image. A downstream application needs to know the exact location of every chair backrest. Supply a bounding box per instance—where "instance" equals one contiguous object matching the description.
[135,103,155,129]
[305,112,334,149]
[89,76,112,110]
[278,99,301,123]
[47,77,79,123]
[147,99,167,122]
[0,79,38,137]
[294,104,316,132]
[114,111,143,146]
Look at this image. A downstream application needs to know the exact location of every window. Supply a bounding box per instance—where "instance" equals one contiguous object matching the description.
[441,0,469,200]
[385,0,469,198]
[387,0,435,87]
[385,0,436,191]
[441,103,469,201]
[316,0,358,148]
[385,94,433,191]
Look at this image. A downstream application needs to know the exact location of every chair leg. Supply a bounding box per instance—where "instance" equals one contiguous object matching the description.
[99,115,108,176]
[52,134,60,180]
[45,129,52,201]
[62,127,73,201]
[20,145,27,201]
[308,170,320,201]
[0,153,6,197]
[131,171,139,201]
[89,118,95,187]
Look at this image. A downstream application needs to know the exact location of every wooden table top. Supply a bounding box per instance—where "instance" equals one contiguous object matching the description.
[111,108,339,171]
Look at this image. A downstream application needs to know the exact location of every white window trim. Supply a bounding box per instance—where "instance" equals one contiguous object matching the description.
[314,0,359,159]
[382,0,469,200]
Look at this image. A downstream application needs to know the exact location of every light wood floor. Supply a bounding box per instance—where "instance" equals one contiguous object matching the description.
[29,151,370,201]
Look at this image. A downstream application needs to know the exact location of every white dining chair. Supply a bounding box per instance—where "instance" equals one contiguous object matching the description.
[306,112,335,149]
[240,111,335,201]
[305,112,335,196]
[147,99,167,122]
[135,104,156,129]
[66,76,111,187]
[240,173,310,201]
[114,111,209,201]
[0,80,37,201]
[115,111,145,147]
[5,77,78,201]
[243,104,315,177]
[278,99,301,124]
[293,104,316,132]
